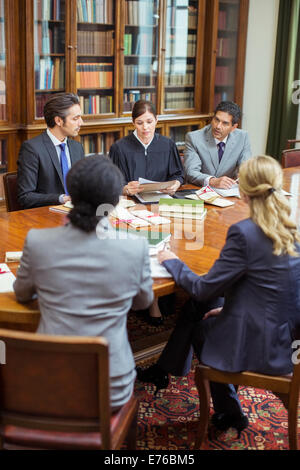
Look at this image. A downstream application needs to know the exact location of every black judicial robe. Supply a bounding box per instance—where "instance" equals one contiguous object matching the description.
[109,133,184,184]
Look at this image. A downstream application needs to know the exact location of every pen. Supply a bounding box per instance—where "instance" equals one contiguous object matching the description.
[163,241,170,251]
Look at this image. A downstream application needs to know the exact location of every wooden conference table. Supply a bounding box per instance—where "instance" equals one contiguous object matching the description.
[1,167,300,358]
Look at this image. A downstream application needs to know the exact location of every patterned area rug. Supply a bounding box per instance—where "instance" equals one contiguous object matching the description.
[126,293,299,450]
[127,292,189,353]
[134,359,300,450]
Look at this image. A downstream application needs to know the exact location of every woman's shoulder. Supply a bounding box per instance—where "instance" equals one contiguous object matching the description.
[228,218,263,241]
[152,133,176,148]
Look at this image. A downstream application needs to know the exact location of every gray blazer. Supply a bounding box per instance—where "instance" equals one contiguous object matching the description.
[17,131,84,209]
[13,219,154,407]
[184,124,252,186]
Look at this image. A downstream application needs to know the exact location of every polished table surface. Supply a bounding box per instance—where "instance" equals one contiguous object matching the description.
[1,167,300,332]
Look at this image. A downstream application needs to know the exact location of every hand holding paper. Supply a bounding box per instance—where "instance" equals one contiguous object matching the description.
[157,249,179,264]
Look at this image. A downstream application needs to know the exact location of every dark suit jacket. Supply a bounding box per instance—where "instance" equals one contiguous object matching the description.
[17,131,84,209]
[163,218,300,375]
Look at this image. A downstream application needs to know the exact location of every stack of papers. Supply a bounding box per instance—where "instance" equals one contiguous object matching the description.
[134,178,175,203]
[131,209,171,225]
[110,206,150,227]
[0,264,16,293]
[186,186,234,207]
[138,178,177,192]
[159,197,207,219]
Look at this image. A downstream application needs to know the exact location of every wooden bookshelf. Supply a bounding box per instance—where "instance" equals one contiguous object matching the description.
[0,0,249,171]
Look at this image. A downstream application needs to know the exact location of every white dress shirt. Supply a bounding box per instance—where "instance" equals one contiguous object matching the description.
[47,128,71,202]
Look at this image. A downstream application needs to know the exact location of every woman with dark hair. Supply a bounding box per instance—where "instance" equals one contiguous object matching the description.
[109,100,184,196]
[14,155,154,410]
[137,155,300,436]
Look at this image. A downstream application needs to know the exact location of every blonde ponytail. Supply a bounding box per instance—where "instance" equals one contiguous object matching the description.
[238,155,300,256]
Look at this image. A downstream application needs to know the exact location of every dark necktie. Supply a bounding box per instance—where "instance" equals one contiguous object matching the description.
[218,142,225,163]
[59,143,69,195]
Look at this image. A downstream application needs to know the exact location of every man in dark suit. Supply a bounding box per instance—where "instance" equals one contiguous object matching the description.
[17,93,84,209]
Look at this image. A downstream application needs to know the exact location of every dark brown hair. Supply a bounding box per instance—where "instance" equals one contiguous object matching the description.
[132,100,157,121]
[214,101,242,125]
[67,155,124,232]
[44,93,80,128]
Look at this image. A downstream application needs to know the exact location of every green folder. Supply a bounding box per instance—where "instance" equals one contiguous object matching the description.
[114,227,171,248]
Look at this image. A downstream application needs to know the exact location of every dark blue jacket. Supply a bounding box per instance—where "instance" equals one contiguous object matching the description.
[164,218,300,375]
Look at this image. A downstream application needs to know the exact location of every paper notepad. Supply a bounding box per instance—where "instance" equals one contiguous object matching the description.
[150,258,173,278]
[0,264,16,293]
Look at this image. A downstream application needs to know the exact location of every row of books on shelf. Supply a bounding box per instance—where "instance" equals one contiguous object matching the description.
[218,7,239,31]
[35,0,64,21]
[76,62,113,88]
[124,65,156,87]
[217,37,237,58]
[34,22,64,55]
[166,5,198,29]
[36,93,57,118]
[35,57,65,90]
[165,91,194,109]
[215,65,235,86]
[123,91,156,111]
[165,63,195,86]
[125,0,157,26]
[166,34,197,58]
[81,134,96,155]
[79,93,113,114]
[81,132,116,155]
[124,32,157,56]
[77,0,113,24]
[214,91,233,109]
[77,30,114,56]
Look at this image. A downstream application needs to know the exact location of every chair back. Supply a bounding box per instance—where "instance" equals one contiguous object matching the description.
[286,139,300,150]
[281,148,300,169]
[0,329,112,449]
[3,172,21,212]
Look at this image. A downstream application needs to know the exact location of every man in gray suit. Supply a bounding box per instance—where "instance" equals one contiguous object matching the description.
[17,93,84,209]
[184,101,251,188]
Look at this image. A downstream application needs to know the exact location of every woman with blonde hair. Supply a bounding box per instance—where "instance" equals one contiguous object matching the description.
[137,155,300,437]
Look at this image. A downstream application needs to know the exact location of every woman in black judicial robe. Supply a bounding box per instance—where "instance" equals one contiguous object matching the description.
[109,100,184,196]
[109,100,184,325]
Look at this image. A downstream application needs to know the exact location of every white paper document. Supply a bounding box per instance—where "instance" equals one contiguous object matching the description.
[150,257,173,278]
[138,177,176,192]
[131,209,171,225]
[0,264,16,293]
[211,184,240,198]
[110,206,150,227]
